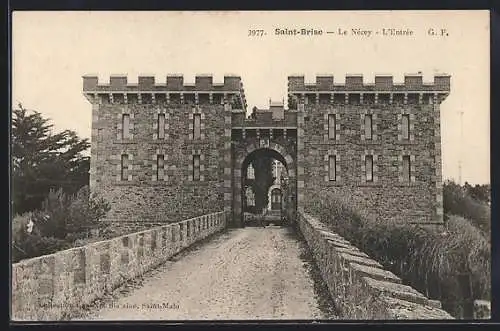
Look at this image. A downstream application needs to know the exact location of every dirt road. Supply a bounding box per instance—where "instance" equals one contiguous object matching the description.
[77,226,337,320]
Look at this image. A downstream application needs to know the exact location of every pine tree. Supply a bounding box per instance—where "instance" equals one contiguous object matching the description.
[12,104,90,215]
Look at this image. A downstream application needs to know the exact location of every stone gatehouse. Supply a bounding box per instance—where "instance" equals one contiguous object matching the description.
[82,73,450,228]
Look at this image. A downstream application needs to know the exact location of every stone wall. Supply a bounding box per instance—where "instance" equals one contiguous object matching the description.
[297,210,454,319]
[301,102,440,225]
[11,211,227,321]
[84,74,245,228]
[290,74,449,226]
[91,102,227,227]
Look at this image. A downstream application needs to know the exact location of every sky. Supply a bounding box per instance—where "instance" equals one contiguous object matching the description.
[12,10,490,184]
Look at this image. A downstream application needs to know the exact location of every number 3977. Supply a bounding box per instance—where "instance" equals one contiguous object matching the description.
[248,29,265,37]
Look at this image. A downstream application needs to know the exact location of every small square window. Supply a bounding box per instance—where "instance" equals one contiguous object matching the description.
[364,115,373,140]
[193,155,200,181]
[121,154,129,180]
[329,155,336,181]
[122,114,130,139]
[402,114,410,140]
[158,114,165,139]
[365,155,373,182]
[328,114,336,140]
[403,155,411,182]
[193,114,201,139]
[157,154,165,180]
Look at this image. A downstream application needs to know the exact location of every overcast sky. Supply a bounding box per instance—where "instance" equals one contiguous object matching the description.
[12,10,490,184]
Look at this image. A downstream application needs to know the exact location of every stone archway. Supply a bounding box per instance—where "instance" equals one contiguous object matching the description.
[233,141,296,227]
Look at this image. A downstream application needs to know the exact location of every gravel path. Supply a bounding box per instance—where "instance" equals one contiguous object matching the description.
[77,226,337,320]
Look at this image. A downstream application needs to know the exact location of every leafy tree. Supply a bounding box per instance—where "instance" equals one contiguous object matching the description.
[443,180,490,235]
[12,103,90,215]
[465,182,491,204]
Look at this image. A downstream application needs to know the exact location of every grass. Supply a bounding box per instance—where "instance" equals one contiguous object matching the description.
[303,188,490,319]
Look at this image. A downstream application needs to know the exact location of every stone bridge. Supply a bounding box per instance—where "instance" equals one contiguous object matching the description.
[12,211,454,321]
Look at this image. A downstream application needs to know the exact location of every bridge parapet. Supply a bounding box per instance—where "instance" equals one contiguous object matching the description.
[11,211,227,321]
[297,211,454,320]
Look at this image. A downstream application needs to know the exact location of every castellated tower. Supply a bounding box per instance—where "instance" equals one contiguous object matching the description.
[288,73,450,225]
[82,74,246,229]
[83,72,450,229]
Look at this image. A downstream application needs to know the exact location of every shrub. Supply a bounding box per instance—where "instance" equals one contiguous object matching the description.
[446,215,490,300]
[11,186,110,263]
[443,180,490,235]
[304,188,491,319]
[38,189,70,239]
[36,186,110,242]
[66,186,111,241]
[12,213,70,263]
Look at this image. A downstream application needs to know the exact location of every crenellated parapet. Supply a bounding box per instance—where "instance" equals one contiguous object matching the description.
[288,73,450,108]
[82,74,247,110]
[232,111,298,128]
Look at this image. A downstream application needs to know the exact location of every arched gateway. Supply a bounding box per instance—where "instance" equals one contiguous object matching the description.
[233,138,297,227]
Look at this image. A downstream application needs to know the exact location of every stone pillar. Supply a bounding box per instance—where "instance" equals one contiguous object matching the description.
[295,102,306,223]
[89,100,100,190]
[223,102,233,226]
[233,164,242,227]
[433,93,444,224]
[473,300,491,319]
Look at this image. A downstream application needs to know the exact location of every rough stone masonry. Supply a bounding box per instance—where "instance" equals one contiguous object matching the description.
[82,73,450,228]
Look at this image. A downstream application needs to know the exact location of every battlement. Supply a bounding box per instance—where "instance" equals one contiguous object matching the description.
[83,74,244,92]
[83,74,247,109]
[288,74,451,92]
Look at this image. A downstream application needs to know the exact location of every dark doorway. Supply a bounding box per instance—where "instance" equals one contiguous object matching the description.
[270,188,283,211]
[241,148,289,226]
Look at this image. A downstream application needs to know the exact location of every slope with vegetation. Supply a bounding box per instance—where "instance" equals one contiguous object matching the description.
[304,180,490,319]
